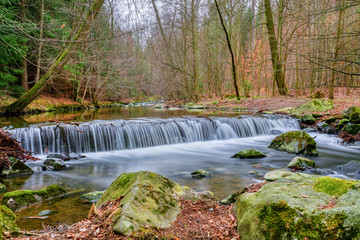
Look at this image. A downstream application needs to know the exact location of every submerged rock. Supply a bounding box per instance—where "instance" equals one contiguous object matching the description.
[301,113,316,125]
[288,156,315,170]
[191,169,211,179]
[81,191,105,203]
[0,204,19,238]
[336,161,360,178]
[96,171,184,236]
[2,185,66,210]
[269,131,318,156]
[181,186,217,203]
[1,159,34,178]
[231,149,266,159]
[234,169,360,240]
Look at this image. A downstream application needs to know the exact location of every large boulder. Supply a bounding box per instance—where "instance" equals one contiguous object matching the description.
[290,100,334,116]
[234,169,360,240]
[231,149,266,159]
[2,185,66,210]
[96,171,184,236]
[269,131,318,156]
[0,205,19,238]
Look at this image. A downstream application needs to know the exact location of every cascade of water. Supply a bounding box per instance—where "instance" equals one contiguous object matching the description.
[8,115,299,155]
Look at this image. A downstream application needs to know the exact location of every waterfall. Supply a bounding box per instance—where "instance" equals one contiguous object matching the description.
[7,115,299,155]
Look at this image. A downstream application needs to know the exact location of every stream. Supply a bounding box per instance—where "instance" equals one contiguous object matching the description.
[2,107,360,230]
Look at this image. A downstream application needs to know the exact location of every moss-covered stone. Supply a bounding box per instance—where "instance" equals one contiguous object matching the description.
[231,149,266,159]
[234,169,360,240]
[190,169,211,179]
[301,113,316,125]
[1,160,34,178]
[337,119,350,129]
[96,171,184,236]
[344,124,360,135]
[269,131,318,156]
[288,156,315,170]
[2,185,66,210]
[0,205,19,238]
[343,106,360,119]
[290,100,334,116]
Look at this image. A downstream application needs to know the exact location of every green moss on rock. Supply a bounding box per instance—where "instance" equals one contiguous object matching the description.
[2,185,66,210]
[0,205,19,238]
[313,177,358,197]
[288,156,315,170]
[235,169,360,240]
[269,131,318,156]
[301,113,316,125]
[96,171,184,236]
[344,124,360,135]
[343,106,360,119]
[231,149,266,159]
[290,100,334,116]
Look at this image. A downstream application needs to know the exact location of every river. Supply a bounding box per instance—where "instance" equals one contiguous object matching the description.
[2,107,360,230]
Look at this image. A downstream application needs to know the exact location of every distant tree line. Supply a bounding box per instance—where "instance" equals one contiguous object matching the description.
[1,0,359,113]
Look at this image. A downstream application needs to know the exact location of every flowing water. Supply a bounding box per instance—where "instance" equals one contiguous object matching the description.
[2,107,360,230]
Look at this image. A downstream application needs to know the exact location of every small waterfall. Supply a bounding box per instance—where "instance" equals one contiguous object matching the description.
[8,116,299,155]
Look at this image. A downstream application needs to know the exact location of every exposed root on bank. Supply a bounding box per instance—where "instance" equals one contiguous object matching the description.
[0,128,38,170]
[11,198,239,240]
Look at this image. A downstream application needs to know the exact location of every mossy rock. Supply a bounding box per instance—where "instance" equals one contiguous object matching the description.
[0,205,19,238]
[96,171,184,236]
[2,185,66,210]
[343,106,360,119]
[344,124,360,136]
[1,160,34,178]
[43,159,67,171]
[234,169,360,240]
[190,169,211,179]
[269,131,318,156]
[288,156,315,170]
[231,149,266,159]
[325,116,342,125]
[290,100,334,116]
[80,190,105,203]
[337,119,350,129]
[301,113,316,125]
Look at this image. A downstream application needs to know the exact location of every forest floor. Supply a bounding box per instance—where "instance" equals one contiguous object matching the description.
[11,199,239,240]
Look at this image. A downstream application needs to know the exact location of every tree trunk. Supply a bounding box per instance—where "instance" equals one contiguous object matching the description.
[214,0,240,99]
[329,1,344,99]
[263,0,287,95]
[35,0,44,82]
[20,0,28,91]
[4,0,104,114]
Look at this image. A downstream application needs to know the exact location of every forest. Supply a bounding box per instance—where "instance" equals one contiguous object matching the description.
[0,0,360,239]
[1,0,359,110]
